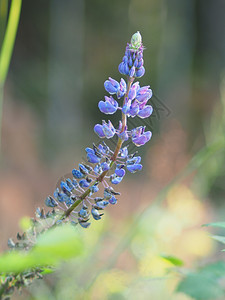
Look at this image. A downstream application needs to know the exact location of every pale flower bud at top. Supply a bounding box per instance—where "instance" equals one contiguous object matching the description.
[131,31,142,49]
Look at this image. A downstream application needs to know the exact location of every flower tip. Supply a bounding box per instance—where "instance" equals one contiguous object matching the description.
[131,31,142,48]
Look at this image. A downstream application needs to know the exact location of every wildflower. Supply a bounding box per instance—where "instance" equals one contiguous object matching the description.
[44,32,153,228]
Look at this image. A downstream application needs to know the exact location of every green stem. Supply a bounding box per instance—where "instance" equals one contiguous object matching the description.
[0,0,8,46]
[0,0,22,153]
[62,76,134,218]
[0,0,22,83]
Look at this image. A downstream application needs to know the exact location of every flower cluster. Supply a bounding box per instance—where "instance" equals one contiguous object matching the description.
[118,31,145,78]
[45,31,153,228]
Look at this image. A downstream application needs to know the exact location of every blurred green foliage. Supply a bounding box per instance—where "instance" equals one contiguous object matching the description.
[177,262,225,300]
[0,225,83,273]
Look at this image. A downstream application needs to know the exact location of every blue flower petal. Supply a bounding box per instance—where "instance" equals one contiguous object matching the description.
[101,162,110,171]
[87,152,101,164]
[126,164,143,173]
[135,66,145,78]
[115,168,125,177]
[91,208,102,220]
[109,196,117,205]
[94,124,105,138]
[110,175,123,184]
[79,179,90,188]
[45,196,58,207]
[72,169,84,179]
[138,105,153,119]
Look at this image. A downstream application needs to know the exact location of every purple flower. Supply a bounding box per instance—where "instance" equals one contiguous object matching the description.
[118,127,129,141]
[129,66,135,77]
[110,174,123,184]
[87,152,101,164]
[94,164,102,175]
[91,208,103,220]
[60,181,72,196]
[137,58,143,68]
[136,86,152,103]
[102,120,116,138]
[79,219,91,228]
[104,186,120,199]
[85,148,101,164]
[126,155,143,173]
[135,66,145,78]
[127,164,143,173]
[104,77,120,94]
[118,62,129,75]
[131,126,152,146]
[98,96,118,114]
[45,196,58,207]
[98,143,110,155]
[101,162,110,171]
[72,168,85,179]
[94,121,115,139]
[94,124,105,138]
[128,100,139,117]
[117,78,127,99]
[54,188,69,203]
[117,82,153,120]
[79,164,89,176]
[127,156,142,165]
[79,179,90,188]
[72,179,78,188]
[124,62,130,75]
[138,105,153,118]
[95,199,109,209]
[109,196,117,205]
[90,184,99,194]
[79,208,89,218]
[129,82,139,100]
[115,167,125,177]
[119,147,128,158]
[122,99,132,114]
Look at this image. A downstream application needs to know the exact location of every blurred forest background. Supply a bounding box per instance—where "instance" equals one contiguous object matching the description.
[1,0,225,299]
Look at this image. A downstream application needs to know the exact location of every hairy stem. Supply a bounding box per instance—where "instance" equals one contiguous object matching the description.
[62,77,134,218]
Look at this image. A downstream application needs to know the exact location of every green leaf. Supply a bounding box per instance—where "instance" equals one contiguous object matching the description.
[160,255,184,266]
[200,261,225,278]
[177,273,224,300]
[211,235,225,245]
[203,222,225,229]
[0,224,83,273]
[177,262,225,300]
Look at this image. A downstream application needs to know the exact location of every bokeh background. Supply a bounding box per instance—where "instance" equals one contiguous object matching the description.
[1,0,225,299]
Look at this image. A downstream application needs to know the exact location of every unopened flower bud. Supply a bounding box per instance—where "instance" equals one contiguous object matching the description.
[131,31,142,49]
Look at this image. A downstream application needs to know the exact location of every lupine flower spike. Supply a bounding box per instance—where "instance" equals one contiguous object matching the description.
[44,31,153,228]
